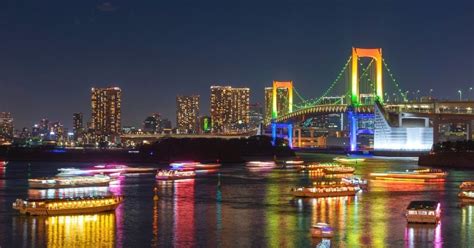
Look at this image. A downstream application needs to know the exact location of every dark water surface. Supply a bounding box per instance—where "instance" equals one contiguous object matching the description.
[0,154,473,247]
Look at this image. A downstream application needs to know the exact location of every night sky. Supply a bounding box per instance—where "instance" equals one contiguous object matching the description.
[0,0,472,129]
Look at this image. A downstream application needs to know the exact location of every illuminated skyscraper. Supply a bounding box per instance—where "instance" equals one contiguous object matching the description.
[176,95,199,134]
[91,87,122,142]
[0,112,13,144]
[210,86,250,133]
[72,113,84,141]
[264,86,289,124]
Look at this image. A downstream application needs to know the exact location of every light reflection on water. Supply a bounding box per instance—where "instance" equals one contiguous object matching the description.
[12,213,116,247]
[1,157,474,247]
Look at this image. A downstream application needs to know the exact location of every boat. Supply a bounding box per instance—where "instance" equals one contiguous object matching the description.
[333,157,365,165]
[195,163,222,170]
[245,161,276,168]
[155,169,196,180]
[0,161,7,167]
[170,162,199,171]
[95,164,156,174]
[12,195,123,216]
[458,191,474,203]
[310,223,334,238]
[370,169,447,182]
[460,181,474,191]
[285,160,304,165]
[406,201,440,224]
[323,166,355,174]
[57,166,124,177]
[291,182,359,198]
[342,176,368,186]
[28,175,111,189]
[297,162,340,172]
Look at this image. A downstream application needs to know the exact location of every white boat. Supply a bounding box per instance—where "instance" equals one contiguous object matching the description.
[170,162,199,171]
[155,169,196,180]
[406,201,440,224]
[342,176,367,186]
[310,223,334,238]
[12,195,123,216]
[28,175,111,189]
[333,157,365,165]
[245,161,276,168]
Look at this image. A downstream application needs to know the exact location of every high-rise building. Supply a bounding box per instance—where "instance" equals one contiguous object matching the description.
[0,112,13,144]
[143,115,158,133]
[176,95,199,134]
[91,87,122,142]
[73,113,84,141]
[49,121,64,142]
[249,103,264,130]
[264,86,289,124]
[210,86,250,133]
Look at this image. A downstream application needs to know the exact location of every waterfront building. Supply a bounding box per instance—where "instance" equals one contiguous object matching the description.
[0,112,13,144]
[73,113,84,142]
[91,87,122,143]
[210,86,250,133]
[143,115,158,133]
[199,116,212,133]
[374,102,433,151]
[49,121,65,142]
[176,95,199,134]
[249,103,264,130]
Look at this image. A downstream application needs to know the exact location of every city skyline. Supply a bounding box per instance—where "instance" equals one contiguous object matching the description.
[0,1,472,129]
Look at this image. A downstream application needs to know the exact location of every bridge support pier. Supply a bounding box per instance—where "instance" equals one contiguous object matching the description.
[349,110,358,152]
[271,122,293,148]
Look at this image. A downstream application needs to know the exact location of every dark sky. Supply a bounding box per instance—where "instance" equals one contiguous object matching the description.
[0,0,473,130]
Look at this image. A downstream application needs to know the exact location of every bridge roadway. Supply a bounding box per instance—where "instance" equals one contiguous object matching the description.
[275,100,474,123]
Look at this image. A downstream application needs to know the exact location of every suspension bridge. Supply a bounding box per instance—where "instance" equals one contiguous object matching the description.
[268,47,474,152]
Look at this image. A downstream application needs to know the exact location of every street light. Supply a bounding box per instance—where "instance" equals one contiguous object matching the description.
[458,90,462,101]
[429,89,433,98]
[469,87,473,100]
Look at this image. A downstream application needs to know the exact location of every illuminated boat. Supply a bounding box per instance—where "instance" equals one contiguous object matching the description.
[310,223,334,238]
[170,162,199,171]
[12,195,123,216]
[460,181,474,191]
[458,191,474,203]
[95,164,155,174]
[406,201,441,224]
[245,161,276,168]
[28,175,111,189]
[297,162,340,172]
[333,157,365,165]
[370,169,447,182]
[155,169,196,180]
[342,176,367,186]
[195,163,222,170]
[57,166,124,177]
[323,166,355,174]
[291,182,359,198]
[0,161,7,167]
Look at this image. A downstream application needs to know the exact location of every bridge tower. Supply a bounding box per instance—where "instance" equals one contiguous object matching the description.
[271,81,294,147]
[351,48,383,106]
[350,48,383,151]
[272,81,293,119]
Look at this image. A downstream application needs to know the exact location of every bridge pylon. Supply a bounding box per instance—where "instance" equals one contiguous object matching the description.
[351,48,383,106]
